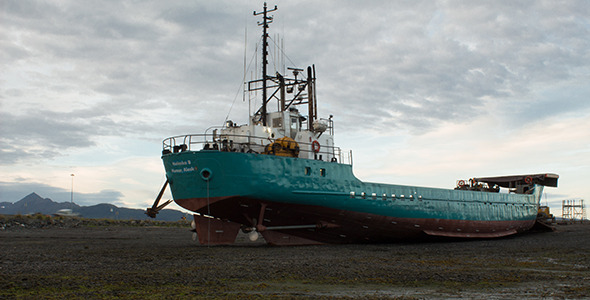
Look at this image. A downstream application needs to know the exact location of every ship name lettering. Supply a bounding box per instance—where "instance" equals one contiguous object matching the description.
[171,167,195,173]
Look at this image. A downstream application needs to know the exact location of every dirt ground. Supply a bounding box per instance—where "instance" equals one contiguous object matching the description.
[1,217,589,299]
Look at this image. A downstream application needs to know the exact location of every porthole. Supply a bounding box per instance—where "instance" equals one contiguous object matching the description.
[200,168,213,181]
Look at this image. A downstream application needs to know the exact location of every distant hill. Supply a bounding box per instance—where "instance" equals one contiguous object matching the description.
[0,192,186,221]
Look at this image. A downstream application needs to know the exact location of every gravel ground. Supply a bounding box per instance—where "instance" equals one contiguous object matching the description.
[1,215,589,299]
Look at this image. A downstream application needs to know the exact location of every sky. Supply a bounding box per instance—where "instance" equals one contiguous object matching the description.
[1,1,589,217]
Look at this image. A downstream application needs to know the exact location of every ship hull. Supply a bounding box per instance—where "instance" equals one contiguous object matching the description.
[163,150,541,245]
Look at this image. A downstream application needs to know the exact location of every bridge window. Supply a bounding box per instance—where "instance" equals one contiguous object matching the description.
[291,118,298,130]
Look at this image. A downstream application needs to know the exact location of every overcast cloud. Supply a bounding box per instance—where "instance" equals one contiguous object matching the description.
[1,1,589,214]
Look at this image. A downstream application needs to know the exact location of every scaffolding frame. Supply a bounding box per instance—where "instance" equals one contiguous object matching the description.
[562,199,586,223]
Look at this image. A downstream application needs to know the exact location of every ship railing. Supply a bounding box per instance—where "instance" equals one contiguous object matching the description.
[162,133,353,165]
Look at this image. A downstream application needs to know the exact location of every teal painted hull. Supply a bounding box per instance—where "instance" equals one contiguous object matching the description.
[163,150,542,243]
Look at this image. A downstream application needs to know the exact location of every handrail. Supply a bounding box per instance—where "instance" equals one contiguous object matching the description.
[162,133,352,165]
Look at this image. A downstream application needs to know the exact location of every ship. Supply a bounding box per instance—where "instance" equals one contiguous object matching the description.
[146,3,559,245]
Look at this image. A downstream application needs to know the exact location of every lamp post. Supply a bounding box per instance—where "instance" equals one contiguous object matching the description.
[70,174,75,209]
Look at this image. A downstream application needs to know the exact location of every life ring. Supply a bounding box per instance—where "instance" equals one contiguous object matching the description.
[458,180,466,187]
[524,176,533,184]
[312,140,320,153]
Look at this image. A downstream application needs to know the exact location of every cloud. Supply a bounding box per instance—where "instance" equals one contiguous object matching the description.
[4,1,586,144]
[0,106,167,165]
[0,111,94,164]
[1,1,249,162]
[350,111,590,206]
[1,0,589,212]
[296,1,590,135]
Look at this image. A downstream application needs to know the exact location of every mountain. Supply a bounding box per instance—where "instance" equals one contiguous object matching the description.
[3,192,77,214]
[0,192,186,221]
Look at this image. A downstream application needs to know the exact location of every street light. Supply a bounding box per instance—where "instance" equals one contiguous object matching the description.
[70,174,75,209]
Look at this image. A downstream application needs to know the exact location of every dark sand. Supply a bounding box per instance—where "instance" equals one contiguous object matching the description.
[1,217,589,299]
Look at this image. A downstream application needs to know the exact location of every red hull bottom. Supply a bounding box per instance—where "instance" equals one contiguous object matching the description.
[180,197,535,246]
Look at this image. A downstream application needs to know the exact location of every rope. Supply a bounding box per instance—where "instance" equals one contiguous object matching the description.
[223,36,262,127]
[223,34,307,126]
[268,35,306,80]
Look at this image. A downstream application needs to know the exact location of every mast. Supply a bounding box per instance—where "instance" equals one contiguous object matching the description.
[307,66,315,131]
[248,4,318,130]
[254,2,277,126]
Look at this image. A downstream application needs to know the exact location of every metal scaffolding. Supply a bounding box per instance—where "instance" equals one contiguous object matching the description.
[562,199,586,223]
